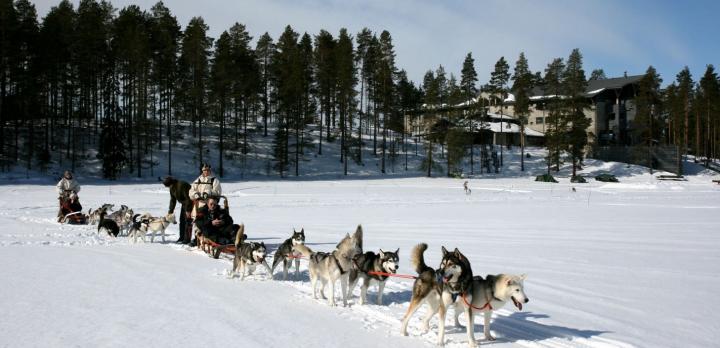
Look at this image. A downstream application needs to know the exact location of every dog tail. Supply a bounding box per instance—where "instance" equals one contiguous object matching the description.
[234,223,245,247]
[410,243,429,274]
[293,244,313,258]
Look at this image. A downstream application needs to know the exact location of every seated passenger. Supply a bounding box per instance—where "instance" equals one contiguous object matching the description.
[195,197,235,244]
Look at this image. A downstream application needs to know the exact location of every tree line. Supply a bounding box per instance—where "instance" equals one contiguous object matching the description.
[1,0,718,179]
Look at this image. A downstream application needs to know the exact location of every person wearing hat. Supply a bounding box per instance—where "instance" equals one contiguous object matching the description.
[188,164,222,245]
[188,163,222,201]
[56,170,81,222]
[162,176,193,244]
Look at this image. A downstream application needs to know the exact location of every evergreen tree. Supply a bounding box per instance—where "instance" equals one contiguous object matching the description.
[355,28,373,163]
[148,1,180,175]
[675,67,693,159]
[335,28,356,175]
[635,66,662,146]
[255,32,274,137]
[698,65,719,165]
[211,30,232,177]
[313,29,335,155]
[97,118,128,179]
[543,58,566,173]
[376,30,396,174]
[562,48,590,178]
[589,68,606,81]
[489,56,509,167]
[179,16,212,166]
[272,25,301,177]
[511,52,532,171]
[460,52,478,173]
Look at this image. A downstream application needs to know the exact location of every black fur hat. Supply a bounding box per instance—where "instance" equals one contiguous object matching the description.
[162,176,177,187]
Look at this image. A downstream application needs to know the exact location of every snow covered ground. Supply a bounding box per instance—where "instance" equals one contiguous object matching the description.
[1,159,719,347]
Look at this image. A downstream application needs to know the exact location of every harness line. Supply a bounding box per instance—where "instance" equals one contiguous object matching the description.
[367,271,417,279]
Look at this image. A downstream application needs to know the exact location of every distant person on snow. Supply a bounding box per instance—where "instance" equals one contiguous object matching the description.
[163,176,193,244]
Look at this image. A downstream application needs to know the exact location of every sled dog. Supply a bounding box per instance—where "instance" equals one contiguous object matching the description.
[450,273,529,346]
[347,248,399,305]
[232,224,272,280]
[88,204,114,225]
[400,243,473,346]
[98,211,120,237]
[107,205,134,235]
[142,213,177,243]
[127,214,150,243]
[271,228,306,280]
[293,225,363,307]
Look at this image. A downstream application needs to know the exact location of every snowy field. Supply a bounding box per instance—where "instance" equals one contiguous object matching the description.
[1,168,719,348]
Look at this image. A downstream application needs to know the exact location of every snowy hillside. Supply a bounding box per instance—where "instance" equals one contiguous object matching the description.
[1,154,719,347]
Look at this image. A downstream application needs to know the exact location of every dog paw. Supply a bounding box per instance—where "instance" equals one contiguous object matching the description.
[484,334,496,341]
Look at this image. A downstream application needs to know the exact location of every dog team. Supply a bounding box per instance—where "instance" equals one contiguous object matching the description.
[56,168,529,347]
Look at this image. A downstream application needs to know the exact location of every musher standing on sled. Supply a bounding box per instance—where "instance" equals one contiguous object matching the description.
[56,170,82,223]
[188,163,222,245]
[163,176,193,244]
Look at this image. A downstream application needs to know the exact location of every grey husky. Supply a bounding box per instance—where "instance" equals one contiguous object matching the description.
[88,204,114,225]
[400,243,473,346]
[107,205,134,235]
[231,224,272,280]
[450,273,529,346]
[271,228,306,280]
[293,225,363,307]
[347,249,399,305]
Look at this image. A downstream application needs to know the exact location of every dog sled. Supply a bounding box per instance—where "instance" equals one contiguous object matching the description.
[193,195,243,259]
[58,192,87,225]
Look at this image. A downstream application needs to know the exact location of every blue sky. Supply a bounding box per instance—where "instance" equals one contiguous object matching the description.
[35,0,720,86]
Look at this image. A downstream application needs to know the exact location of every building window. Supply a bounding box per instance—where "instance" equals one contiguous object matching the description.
[536,117,544,124]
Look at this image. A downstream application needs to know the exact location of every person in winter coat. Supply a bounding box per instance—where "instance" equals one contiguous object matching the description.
[56,170,81,198]
[56,170,81,222]
[163,176,193,244]
[188,163,221,201]
[195,197,234,244]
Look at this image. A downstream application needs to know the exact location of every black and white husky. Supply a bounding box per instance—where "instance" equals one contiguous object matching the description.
[98,211,120,237]
[231,224,272,280]
[347,248,399,305]
[400,243,473,346]
[293,225,363,307]
[271,228,306,280]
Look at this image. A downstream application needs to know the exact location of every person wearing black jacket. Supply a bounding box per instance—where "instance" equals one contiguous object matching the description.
[195,197,234,244]
[163,176,193,244]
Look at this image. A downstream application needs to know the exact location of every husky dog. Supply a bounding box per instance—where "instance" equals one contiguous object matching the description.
[107,205,134,235]
[98,211,120,237]
[400,243,473,346]
[463,181,471,195]
[231,224,272,280]
[127,214,151,243]
[271,228,306,280]
[450,274,529,346]
[293,225,363,307]
[347,248,399,305]
[88,204,114,225]
[142,213,177,243]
